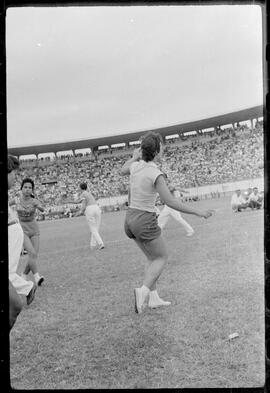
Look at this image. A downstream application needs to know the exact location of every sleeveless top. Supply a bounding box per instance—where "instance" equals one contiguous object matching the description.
[81,191,96,207]
[16,197,40,222]
[129,160,163,213]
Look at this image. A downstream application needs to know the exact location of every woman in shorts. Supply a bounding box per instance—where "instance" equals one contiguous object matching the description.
[11,178,45,286]
[120,131,212,314]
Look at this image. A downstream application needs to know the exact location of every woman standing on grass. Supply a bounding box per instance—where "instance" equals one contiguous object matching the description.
[10,178,45,286]
[120,131,213,314]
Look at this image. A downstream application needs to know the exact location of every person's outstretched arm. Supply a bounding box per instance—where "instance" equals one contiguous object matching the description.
[74,199,86,217]
[64,199,82,204]
[155,175,212,219]
[35,199,45,212]
[176,187,189,194]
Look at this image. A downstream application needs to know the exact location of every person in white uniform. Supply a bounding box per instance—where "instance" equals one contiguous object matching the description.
[248,187,263,209]
[231,189,249,212]
[74,183,104,249]
[8,156,37,331]
[157,186,194,236]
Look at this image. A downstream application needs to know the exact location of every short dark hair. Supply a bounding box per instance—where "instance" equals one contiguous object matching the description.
[21,178,35,190]
[8,155,20,173]
[141,132,162,162]
[80,183,87,190]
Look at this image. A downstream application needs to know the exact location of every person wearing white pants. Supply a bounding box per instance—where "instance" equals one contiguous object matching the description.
[8,221,35,296]
[85,204,103,249]
[8,155,37,331]
[74,183,104,249]
[157,186,194,236]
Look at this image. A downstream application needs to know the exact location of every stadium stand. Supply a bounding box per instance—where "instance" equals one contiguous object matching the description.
[8,123,263,220]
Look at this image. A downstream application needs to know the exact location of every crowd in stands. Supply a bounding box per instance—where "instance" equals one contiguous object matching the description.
[9,124,263,215]
[161,125,263,188]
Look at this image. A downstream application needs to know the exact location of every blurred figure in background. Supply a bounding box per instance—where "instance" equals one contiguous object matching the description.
[73,183,104,250]
[248,187,263,209]
[157,185,194,237]
[231,189,249,213]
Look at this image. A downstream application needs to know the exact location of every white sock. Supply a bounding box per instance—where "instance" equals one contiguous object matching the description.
[150,290,163,302]
[140,285,150,301]
[150,289,158,298]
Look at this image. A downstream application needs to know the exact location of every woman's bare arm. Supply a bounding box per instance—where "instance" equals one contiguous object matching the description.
[155,175,212,218]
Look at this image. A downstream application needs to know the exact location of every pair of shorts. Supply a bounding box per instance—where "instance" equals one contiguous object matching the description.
[20,220,40,238]
[124,208,161,243]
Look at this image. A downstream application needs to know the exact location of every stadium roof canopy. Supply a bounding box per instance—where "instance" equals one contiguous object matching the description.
[8,105,263,157]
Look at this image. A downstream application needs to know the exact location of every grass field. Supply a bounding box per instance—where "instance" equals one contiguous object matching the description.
[9,197,265,389]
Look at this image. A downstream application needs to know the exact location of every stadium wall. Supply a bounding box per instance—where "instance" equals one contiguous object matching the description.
[186,177,264,198]
[97,177,264,207]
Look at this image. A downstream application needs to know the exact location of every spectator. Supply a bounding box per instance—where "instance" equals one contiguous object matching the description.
[248,187,263,209]
[231,189,249,212]
[10,124,263,219]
